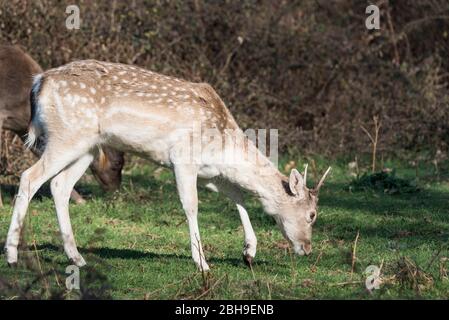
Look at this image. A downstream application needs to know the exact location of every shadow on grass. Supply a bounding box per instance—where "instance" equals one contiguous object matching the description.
[0,182,99,202]
[320,182,449,215]
[315,182,449,242]
[33,243,271,268]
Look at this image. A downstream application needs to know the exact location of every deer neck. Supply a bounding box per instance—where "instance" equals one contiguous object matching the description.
[220,143,287,215]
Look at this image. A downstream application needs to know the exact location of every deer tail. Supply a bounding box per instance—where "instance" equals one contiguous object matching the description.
[25,74,45,149]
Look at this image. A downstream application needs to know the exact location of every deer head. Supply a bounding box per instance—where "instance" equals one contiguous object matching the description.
[273,166,331,256]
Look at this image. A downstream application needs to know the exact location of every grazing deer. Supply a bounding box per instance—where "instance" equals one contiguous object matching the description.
[0,45,125,206]
[5,59,331,270]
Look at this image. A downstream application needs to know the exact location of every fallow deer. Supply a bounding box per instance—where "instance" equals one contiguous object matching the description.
[5,59,331,270]
[0,45,125,206]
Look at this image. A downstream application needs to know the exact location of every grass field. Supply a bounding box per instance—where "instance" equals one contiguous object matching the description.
[0,156,449,299]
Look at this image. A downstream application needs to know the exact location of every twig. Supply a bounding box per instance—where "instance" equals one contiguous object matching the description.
[194,274,226,300]
[249,258,257,282]
[308,158,318,184]
[351,231,360,278]
[218,39,244,77]
[266,281,272,300]
[385,1,400,66]
[425,245,445,271]
[310,250,323,272]
[33,239,50,296]
[329,280,363,287]
[195,233,209,293]
[176,219,186,227]
[360,116,381,173]
[146,273,195,299]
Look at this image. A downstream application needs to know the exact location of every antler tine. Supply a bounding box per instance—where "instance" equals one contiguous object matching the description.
[303,163,308,188]
[315,166,332,191]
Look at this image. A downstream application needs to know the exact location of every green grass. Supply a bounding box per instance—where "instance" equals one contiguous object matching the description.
[1,157,449,299]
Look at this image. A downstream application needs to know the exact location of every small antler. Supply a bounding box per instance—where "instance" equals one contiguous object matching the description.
[315,167,331,191]
[303,163,308,188]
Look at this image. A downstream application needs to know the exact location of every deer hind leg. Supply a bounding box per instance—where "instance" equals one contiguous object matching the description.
[26,138,86,205]
[5,142,90,266]
[174,164,209,271]
[204,180,257,266]
[50,153,94,267]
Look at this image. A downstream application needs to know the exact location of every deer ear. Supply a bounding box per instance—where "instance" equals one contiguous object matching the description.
[289,169,305,197]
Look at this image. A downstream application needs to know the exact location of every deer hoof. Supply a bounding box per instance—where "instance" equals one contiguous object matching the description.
[5,247,18,267]
[243,254,254,267]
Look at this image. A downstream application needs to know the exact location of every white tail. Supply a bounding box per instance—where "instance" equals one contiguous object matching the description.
[5,60,331,270]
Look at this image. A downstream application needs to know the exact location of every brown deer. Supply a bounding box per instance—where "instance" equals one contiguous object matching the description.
[5,59,331,270]
[0,45,124,206]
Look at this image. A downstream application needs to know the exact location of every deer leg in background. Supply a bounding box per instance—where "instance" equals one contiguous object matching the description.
[204,180,257,266]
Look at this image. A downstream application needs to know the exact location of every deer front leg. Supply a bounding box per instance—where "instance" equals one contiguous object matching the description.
[236,203,257,266]
[204,181,257,266]
[174,164,209,271]
[50,153,94,267]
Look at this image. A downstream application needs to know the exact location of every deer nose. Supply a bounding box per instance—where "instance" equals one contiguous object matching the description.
[309,211,316,222]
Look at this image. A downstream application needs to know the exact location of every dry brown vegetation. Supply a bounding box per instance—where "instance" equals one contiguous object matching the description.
[0,0,448,161]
